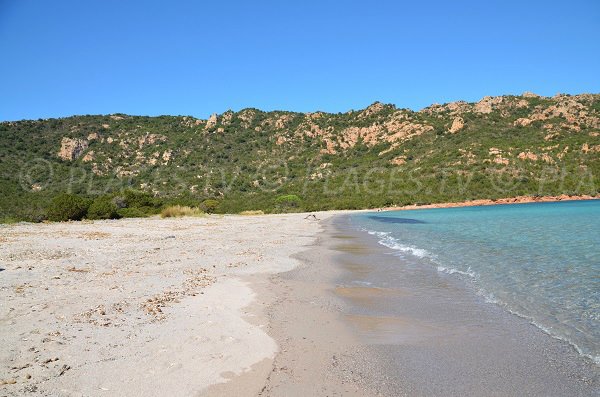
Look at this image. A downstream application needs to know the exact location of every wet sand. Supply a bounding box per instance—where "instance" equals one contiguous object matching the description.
[210,214,599,396]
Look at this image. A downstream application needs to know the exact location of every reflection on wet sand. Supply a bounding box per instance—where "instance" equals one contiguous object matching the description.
[333,243,373,254]
[344,314,442,345]
[335,286,409,306]
[338,261,372,275]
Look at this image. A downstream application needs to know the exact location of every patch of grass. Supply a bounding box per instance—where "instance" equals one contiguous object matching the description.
[160,205,204,218]
[239,210,265,216]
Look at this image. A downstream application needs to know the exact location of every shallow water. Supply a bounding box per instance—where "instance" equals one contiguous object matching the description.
[351,200,600,365]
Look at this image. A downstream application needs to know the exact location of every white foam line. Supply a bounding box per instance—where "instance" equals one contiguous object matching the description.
[360,225,599,366]
[364,229,432,259]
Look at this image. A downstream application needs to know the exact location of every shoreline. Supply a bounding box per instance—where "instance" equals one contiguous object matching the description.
[209,216,382,396]
[2,209,598,396]
[383,194,600,211]
[220,210,599,396]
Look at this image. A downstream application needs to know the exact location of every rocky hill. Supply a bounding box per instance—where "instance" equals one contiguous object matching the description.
[1,92,599,220]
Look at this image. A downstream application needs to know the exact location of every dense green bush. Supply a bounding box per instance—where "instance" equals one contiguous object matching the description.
[123,189,156,208]
[105,189,163,217]
[87,196,121,220]
[117,207,150,218]
[162,194,203,209]
[200,199,219,214]
[47,194,90,222]
[275,194,301,211]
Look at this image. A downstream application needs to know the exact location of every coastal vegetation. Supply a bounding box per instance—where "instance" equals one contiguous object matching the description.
[1,93,599,222]
[46,193,90,222]
[160,205,204,218]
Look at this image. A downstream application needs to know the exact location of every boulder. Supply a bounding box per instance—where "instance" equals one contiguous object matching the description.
[448,117,465,133]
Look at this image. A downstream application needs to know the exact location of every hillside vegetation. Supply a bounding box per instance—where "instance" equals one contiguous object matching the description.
[1,92,599,221]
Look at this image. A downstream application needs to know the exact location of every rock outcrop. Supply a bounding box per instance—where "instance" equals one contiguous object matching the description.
[138,134,167,148]
[359,102,387,118]
[474,96,504,114]
[522,91,540,98]
[449,117,465,133]
[514,118,533,127]
[82,150,94,163]
[205,113,218,129]
[518,151,538,161]
[57,137,89,161]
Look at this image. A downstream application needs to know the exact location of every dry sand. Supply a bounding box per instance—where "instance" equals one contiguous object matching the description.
[0,213,336,396]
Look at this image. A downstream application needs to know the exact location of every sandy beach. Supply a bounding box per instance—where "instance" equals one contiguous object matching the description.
[0,213,339,396]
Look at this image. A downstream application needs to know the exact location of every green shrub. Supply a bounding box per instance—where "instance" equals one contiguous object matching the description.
[123,189,156,208]
[117,207,150,218]
[200,199,219,214]
[47,194,90,222]
[275,194,301,212]
[163,195,202,208]
[274,194,301,211]
[87,196,121,220]
[107,189,162,217]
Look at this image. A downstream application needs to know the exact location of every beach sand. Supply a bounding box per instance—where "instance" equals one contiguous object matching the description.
[0,213,338,396]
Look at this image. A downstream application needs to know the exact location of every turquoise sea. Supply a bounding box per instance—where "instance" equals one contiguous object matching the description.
[352,200,600,364]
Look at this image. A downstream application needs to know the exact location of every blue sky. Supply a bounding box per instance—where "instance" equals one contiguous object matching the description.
[1,0,599,121]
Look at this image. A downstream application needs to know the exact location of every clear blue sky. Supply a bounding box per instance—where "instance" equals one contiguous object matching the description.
[1,0,599,121]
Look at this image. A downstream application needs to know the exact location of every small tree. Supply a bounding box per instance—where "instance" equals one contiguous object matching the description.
[274,194,301,212]
[47,194,90,222]
[200,199,219,214]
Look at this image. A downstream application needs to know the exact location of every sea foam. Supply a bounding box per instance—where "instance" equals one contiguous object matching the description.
[365,229,431,259]
[365,228,477,278]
